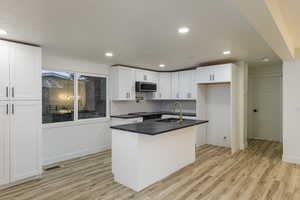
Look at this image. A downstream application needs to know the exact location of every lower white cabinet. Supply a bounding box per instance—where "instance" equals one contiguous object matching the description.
[0,102,10,185]
[0,101,41,187]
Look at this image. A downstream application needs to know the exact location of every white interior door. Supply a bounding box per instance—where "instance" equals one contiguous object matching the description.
[10,101,41,182]
[251,77,282,142]
[10,45,41,100]
[0,102,10,186]
[0,42,10,101]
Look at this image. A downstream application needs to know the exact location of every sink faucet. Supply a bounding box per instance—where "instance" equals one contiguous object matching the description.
[172,102,183,122]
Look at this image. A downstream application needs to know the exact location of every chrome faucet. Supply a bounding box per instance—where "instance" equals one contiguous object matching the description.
[172,102,183,122]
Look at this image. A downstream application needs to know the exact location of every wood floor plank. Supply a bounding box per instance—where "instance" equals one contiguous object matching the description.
[1,139,300,200]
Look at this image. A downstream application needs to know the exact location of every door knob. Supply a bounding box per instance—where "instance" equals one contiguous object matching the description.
[253,109,258,113]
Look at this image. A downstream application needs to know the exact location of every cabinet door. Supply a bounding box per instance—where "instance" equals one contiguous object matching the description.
[119,67,136,100]
[171,72,180,99]
[10,45,41,100]
[146,71,159,83]
[159,73,171,99]
[212,64,231,83]
[196,68,213,83]
[0,102,10,186]
[135,69,148,82]
[10,101,41,182]
[190,70,197,99]
[0,42,10,101]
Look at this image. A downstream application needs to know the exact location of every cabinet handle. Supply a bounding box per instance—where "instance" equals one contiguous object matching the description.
[6,104,8,115]
[6,87,8,97]
[209,74,212,81]
[12,104,14,114]
[213,74,215,81]
[12,87,14,98]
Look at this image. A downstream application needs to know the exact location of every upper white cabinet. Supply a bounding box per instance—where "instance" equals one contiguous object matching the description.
[0,40,41,101]
[111,66,136,100]
[135,69,158,83]
[10,44,41,100]
[0,42,10,101]
[158,73,172,99]
[196,64,232,84]
[171,72,180,99]
[179,70,196,100]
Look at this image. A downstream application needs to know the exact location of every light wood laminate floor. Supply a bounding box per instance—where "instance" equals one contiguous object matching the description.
[1,139,299,200]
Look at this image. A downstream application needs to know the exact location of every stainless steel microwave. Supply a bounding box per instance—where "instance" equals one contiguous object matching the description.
[135,81,157,92]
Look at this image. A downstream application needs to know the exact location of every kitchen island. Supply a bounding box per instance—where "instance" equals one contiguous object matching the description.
[110,118,208,191]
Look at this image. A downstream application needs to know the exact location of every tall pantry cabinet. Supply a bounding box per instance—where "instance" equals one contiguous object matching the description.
[0,40,42,187]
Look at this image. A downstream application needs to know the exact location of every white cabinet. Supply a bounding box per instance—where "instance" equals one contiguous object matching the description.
[0,42,10,101]
[152,73,172,100]
[0,41,41,101]
[10,101,41,182]
[0,102,10,186]
[111,67,136,101]
[135,69,158,83]
[179,70,197,100]
[171,72,180,99]
[196,64,232,84]
[10,44,41,100]
[159,73,172,99]
[0,40,41,188]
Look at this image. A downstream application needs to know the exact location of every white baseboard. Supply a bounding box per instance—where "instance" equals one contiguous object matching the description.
[282,154,300,165]
[43,145,111,166]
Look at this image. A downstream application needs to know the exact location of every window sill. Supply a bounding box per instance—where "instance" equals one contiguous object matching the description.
[42,117,111,129]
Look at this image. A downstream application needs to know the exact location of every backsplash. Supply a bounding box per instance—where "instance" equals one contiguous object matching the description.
[159,100,196,113]
[110,101,161,115]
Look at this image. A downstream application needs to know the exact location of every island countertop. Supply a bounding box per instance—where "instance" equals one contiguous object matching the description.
[110,119,208,135]
[110,111,196,119]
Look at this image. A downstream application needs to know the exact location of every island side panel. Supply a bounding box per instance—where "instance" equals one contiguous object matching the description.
[112,130,140,191]
[137,126,196,191]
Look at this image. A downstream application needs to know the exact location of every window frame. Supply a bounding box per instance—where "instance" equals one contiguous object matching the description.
[42,70,109,128]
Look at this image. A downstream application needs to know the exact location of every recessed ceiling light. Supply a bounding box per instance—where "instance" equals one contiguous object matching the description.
[159,64,166,68]
[223,50,231,55]
[0,29,7,35]
[262,57,269,62]
[178,27,190,34]
[105,52,113,57]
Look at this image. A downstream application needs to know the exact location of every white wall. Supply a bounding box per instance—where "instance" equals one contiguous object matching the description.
[247,65,282,141]
[282,60,300,164]
[42,54,111,165]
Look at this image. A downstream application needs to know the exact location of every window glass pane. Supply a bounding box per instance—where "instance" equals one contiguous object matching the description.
[78,75,107,119]
[42,71,74,123]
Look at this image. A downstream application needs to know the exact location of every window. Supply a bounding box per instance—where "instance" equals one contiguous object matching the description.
[42,71,74,123]
[42,70,107,124]
[78,75,107,119]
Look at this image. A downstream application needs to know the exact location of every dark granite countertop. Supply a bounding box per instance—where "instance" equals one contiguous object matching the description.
[110,111,196,119]
[110,118,208,135]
